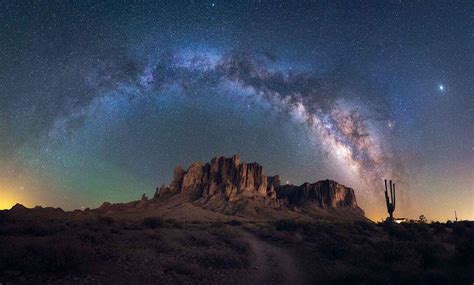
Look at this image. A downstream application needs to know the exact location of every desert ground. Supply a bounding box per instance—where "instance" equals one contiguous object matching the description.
[0,213,472,285]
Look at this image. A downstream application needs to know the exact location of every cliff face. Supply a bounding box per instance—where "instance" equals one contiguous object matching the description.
[156,155,280,201]
[277,180,359,209]
[155,155,362,215]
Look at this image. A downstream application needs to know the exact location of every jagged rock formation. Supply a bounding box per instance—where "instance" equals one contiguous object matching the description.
[153,155,363,218]
[156,155,279,201]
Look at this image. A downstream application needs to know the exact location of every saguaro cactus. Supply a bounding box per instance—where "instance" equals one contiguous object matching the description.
[384,179,396,222]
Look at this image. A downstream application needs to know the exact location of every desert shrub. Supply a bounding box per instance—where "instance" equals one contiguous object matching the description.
[210,220,225,228]
[77,230,98,244]
[121,220,143,230]
[225,220,241,226]
[196,248,248,269]
[430,222,446,235]
[142,217,163,229]
[78,230,114,245]
[98,216,114,225]
[317,233,352,260]
[403,223,432,240]
[225,235,249,254]
[209,227,250,254]
[141,217,183,229]
[274,219,301,232]
[16,221,66,237]
[304,221,340,236]
[382,223,412,240]
[165,218,182,228]
[354,220,376,233]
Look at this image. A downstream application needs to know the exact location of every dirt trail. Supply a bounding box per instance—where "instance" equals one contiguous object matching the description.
[239,230,306,285]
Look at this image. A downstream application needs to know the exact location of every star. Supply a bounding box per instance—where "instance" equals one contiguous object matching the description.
[439,85,444,91]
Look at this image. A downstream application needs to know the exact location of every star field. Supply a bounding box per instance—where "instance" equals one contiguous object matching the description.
[0,1,472,221]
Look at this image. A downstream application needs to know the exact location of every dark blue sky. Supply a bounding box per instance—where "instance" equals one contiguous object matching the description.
[0,1,472,221]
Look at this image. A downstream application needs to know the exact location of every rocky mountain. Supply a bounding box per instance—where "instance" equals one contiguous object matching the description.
[151,155,364,219]
[3,155,364,221]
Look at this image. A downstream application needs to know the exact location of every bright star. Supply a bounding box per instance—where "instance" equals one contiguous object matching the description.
[439,85,444,91]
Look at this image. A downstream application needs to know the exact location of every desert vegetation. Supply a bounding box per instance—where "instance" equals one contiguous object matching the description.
[0,215,250,284]
[0,213,472,284]
[248,219,474,284]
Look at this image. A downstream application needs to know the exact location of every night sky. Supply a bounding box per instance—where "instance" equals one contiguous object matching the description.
[0,1,472,221]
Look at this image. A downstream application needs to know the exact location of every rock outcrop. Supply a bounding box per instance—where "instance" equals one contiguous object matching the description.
[157,155,280,202]
[154,155,363,217]
[278,180,359,209]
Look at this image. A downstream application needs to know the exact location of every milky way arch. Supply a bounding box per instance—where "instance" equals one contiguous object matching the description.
[49,48,397,190]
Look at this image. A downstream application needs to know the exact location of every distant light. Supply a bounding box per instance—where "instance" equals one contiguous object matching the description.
[439,85,444,91]
[211,3,215,7]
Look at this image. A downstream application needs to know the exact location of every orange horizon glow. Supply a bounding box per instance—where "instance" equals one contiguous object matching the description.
[0,180,30,210]
[0,192,22,210]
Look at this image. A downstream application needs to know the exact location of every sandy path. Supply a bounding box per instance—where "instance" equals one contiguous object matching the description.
[239,231,306,285]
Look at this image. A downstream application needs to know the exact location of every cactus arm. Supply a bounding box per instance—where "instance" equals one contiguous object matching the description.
[392,183,397,207]
[389,180,393,202]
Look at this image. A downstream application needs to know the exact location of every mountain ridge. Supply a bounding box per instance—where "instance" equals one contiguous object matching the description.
[4,155,365,221]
